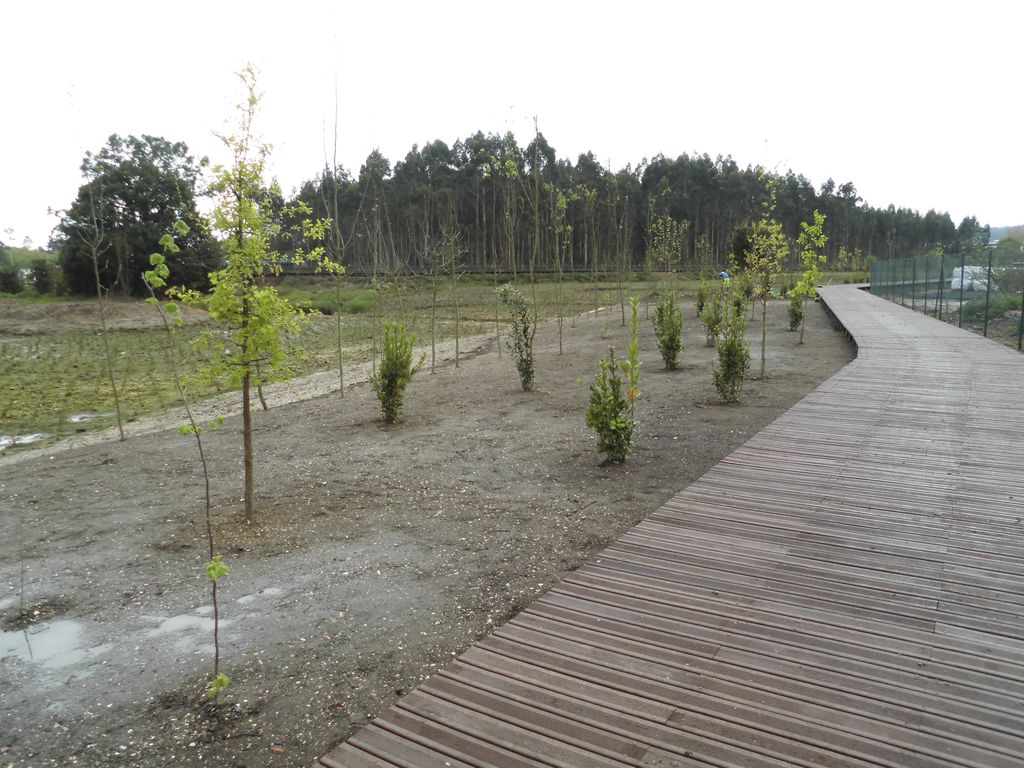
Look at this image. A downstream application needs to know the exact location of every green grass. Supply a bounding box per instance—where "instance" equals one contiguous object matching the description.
[0,274,665,444]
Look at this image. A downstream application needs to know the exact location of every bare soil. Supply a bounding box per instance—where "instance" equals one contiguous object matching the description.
[0,299,854,767]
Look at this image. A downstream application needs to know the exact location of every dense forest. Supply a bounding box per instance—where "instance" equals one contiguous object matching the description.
[281,130,990,278]
[50,130,992,295]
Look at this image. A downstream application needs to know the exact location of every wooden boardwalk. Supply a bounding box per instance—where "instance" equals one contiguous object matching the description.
[320,286,1024,768]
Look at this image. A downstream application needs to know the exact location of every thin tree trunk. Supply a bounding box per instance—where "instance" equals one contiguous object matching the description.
[454,273,460,368]
[242,369,255,521]
[760,299,768,379]
[255,361,269,411]
[430,271,437,373]
[95,294,125,441]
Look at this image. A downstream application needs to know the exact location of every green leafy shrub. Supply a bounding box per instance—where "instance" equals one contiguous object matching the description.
[586,347,634,463]
[653,290,683,369]
[497,282,535,391]
[695,280,708,319]
[732,287,748,321]
[788,293,804,331]
[713,300,750,402]
[0,265,24,294]
[370,322,424,423]
[700,288,723,346]
[737,273,754,311]
[962,294,1019,323]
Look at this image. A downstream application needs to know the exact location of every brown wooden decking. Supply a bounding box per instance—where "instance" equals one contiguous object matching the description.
[320,285,1024,768]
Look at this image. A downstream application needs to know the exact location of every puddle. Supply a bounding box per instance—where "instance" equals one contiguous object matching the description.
[66,412,115,424]
[146,613,216,636]
[0,620,108,670]
[0,433,54,452]
[235,587,284,605]
[144,610,230,654]
[14,433,51,446]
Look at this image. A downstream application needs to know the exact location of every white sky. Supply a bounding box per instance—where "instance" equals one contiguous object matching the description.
[3,0,1020,247]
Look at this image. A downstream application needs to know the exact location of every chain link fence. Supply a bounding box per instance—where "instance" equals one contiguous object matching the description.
[870,250,1024,351]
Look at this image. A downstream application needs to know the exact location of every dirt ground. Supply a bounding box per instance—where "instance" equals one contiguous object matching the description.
[0,298,209,335]
[0,299,854,768]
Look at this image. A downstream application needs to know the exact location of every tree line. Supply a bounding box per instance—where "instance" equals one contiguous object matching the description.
[50,129,991,296]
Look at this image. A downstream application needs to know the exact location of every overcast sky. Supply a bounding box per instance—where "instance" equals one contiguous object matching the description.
[3,0,1020,247]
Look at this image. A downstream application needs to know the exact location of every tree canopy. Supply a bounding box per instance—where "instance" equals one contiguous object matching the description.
[280,132,984,278]
[51,129,989,297]
[55,134,220,296]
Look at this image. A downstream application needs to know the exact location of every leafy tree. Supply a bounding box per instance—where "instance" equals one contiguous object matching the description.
[622,296,641,417]
[791,210,828,343]
[746,183,789,378]
[144,221,230,699]
[29,258,55,295]
[178,67,328,522]
[549,183,576,354]
[55,134,219,296]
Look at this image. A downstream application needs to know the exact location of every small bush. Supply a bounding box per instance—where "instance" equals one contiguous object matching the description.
[497,282,535,391]
[788,294,804,331]
[0,265,24,294]
[370,322,424,423]
[344,289,379,315]
[737,273,754,309]
[700,288,723,346]
[653,290,683,369]
[962,294,1019,323]
[586,347,634,463]
[695,280,709,318]
[713,302,750,402]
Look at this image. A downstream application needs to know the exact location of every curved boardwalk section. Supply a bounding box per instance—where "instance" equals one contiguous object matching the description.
[321,285,1024,768]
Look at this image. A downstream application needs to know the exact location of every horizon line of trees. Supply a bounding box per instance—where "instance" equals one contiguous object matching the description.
[50,130,993,296]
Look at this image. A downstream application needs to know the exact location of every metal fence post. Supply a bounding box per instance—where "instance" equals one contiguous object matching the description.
[983,246,994,337]
[1018,287,1023,351]
[912,258,917,311]
[923,256,930,315]
[937,258,945,321]
[900,259,906,305]
[958,249,966,327]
